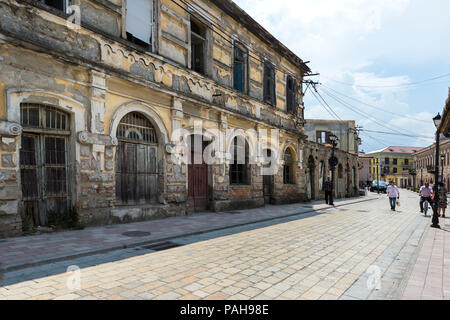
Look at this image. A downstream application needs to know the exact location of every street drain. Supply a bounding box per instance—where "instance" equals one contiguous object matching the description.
[122,231,151,237]
[142,241,182,251]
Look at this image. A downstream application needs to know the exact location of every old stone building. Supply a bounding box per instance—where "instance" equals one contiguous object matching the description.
[0,0,359,237]
[414,138,450,186]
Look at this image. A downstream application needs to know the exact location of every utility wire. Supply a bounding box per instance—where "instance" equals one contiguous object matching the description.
[321,84,430,124]
[311,84,342,120]
[322,73,450,88]
[318,86,421,137]
[309,89,341,121]
[360,129,434,139]
[170,0,309,83]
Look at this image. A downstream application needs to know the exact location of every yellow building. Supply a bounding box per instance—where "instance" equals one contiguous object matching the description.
[366,146,423,187]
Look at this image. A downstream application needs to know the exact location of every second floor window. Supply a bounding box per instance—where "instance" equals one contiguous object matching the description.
[263,61,276,106]
[191,17,206,75]
[286,75,297,115]
[233,44,248,93]
[385,157,390,165]
[126,0,153,49]
[393,158,398,165]
[404,159,409,165]
[39,0,66,11]
[316,131,330,144]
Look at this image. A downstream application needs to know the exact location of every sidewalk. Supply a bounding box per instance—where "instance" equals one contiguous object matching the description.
[0,195,377,272]
[402,217,450,300]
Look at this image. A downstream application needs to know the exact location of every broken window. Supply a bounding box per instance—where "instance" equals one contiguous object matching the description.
[286,75,297,115]
[263,61,276,106]
[115,112,158,205]
[233,43,248,93]
[283,148,295,184]
[126,0,153,49]
[20,104,70,227]
[190,17,206,75]
[229,136,250,185]
[39,0,67,11]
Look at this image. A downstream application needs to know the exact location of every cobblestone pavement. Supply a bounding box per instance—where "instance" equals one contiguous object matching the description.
[0,191,429,300]
[402,218,450,300]
[0,195,375,270]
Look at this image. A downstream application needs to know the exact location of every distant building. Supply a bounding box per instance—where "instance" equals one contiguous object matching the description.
[358,153,373,188]
[414,137,450,186]
[304,120,359,154]
[366,146,423,187]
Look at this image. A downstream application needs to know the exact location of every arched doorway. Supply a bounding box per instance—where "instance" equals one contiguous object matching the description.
[115,112,158,205]
[307,155,315,200]
[187,134,211,212]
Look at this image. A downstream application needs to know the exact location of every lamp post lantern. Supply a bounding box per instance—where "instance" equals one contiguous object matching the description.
[328,134,339,206]
[431,113,442,229]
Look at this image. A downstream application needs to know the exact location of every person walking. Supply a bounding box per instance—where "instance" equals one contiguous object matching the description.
[386,180,400,211]
[324,177,333,205]
[437,182,447,218]
[419,182,433,214]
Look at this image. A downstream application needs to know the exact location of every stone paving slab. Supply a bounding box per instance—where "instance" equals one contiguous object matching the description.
[0,191,426,300]
[0,195,376,271]
[402,216,450,300]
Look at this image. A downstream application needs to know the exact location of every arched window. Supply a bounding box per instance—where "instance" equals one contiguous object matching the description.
[19,103,70,227]
[229,136,250,185]
[115,112,158,204]
[283,148,295,184]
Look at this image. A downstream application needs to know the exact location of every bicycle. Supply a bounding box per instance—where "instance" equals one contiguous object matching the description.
[423,198,429,216]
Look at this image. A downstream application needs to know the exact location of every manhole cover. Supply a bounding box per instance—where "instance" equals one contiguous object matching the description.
[122,231,151,237]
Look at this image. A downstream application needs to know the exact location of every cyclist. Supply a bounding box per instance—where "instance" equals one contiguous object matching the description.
[419,182,433,214]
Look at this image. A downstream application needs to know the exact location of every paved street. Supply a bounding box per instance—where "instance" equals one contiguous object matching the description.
[0,191,438,300]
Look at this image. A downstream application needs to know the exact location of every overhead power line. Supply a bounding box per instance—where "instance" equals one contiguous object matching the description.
[360,129,434,139]
[318,86,421,137]
[321,84,430,124]
[170,0,310,83]
[322,73,450,88]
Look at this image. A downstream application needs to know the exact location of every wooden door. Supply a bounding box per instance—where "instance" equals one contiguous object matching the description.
[20,134,69,226]
[188,155,208,212]
[115,141,158,205]
[187,137,209,212]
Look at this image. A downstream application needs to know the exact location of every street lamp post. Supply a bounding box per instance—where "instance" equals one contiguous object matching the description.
[328,134,339,206]
[431,113,442,229]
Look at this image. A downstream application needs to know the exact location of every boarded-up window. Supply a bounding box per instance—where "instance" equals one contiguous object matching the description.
[283,148,294,184]
[263,61,276,106]
[115,112,158,205]
[229,136,250,185]
[126,0,153,48]
[233,44,248,93]
[20,104,70,227]
[286,75,297,115]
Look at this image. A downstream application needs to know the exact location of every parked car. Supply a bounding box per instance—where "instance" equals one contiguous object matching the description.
[370,180,388,193]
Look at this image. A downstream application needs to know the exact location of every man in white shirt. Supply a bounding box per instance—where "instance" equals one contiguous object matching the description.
[386,181,400,211]
[419,182,433,214]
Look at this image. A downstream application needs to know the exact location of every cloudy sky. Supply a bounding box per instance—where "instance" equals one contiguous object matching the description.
[233,0,450,152]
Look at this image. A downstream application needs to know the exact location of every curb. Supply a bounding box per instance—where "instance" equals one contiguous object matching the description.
[1,196,378,273]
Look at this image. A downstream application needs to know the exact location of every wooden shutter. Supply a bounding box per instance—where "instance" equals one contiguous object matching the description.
[126,0,153,44]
